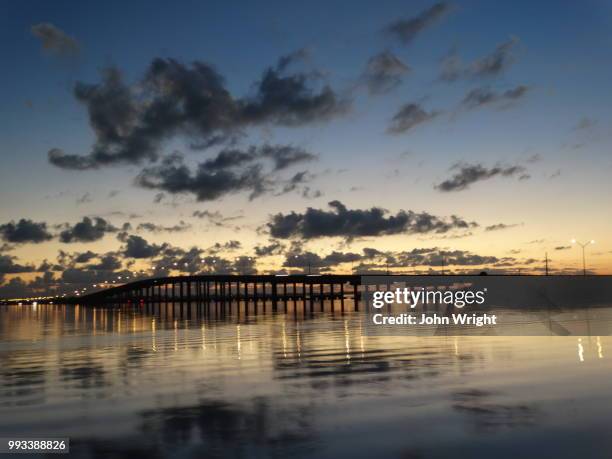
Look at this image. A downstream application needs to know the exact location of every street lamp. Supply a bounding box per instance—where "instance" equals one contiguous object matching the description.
[571,239,595,276]
[294,254,311,274]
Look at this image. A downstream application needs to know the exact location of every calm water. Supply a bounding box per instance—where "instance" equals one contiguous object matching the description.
[1,302,611,458]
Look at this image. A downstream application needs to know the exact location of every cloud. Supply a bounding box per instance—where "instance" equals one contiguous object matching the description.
[387,247,500,267]
[574,117,597,130]
[440,38,519,82]
[48,53,347,170]
[554,245,571,251]
[136,221,191,233]
[385,3,451,45]
[254,241,286,256]
[267,200,477,240]
[0,255,35,274]
[460,85,528,110]
[31,23,80,57]
[136,144,316,202]
[76,192,92,204]
[471,37,519,77]
[439,49,463,82]
[86,253,122,271]
[136,151,269,202]
[258,144,317,171]
[73,251,97,263]
[59,217,118,243]
[122,235,166,258]
[208,240,242,254]
[279,246,519,273]
[387,103,440,134]
[361,51,410,94]
[485,223,522,232]
[0,219,53,243]
[435,163,529,192]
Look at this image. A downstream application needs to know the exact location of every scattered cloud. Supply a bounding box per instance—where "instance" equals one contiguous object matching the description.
[136,221,191,233]
[471,37,519,78]
[59,217,117,243]
[76,192,93,204]
[440,37,519,81]
[384,3,451,45]
[435,163,529,192]
[135,151,269,202]
[48,52,348,170]
[361,51,410,94]
[254,241,286,256]
[31,23,80,57]
[122,235,166,258]
[0,219,53,244]
[485,223,522,232]
[460,85,529,110]
[574,117,597,131]
[387,102,440,134]
[267,200,477,240]
[136,144,317,202]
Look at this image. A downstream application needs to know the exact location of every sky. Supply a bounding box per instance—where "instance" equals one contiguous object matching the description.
[1,0,612,298]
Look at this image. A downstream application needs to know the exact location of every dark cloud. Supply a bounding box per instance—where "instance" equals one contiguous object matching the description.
[241,54,348,126]
[31,23,80,57]
[192,210,244,229]
[136,144,316,202]
[122,235,166,259]
[208,240,242,254]
[388,247,500,267]
[435,163,529,192]
[385,3,451,45]
[48,53,347,170]
[135,152,269,202]
[440,38,518,82]
[361,51,410,94]
[258,144,317,170]
[59,217,118,243]
[387,103,439,134]
[471,37,518,77]
[86,253,122,271]
[254,241,286,257]
[0,255,34,274]
[283,250,362,272]
[554,245,571,251]
[74,251,97,263]
[281,246,516,273]
[461,85,528,110]
[201,144,316,171]
[280,171,316,195]
[0,219,53,243]
[267,200,477,240]
[136,221,191,233]
[485,223,522,232]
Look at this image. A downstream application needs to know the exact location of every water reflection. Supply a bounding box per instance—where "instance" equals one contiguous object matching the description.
[0,303,611,458]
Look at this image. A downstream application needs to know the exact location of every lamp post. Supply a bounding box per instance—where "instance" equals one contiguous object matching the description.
[295,254,311,274]
[571,239,595,276]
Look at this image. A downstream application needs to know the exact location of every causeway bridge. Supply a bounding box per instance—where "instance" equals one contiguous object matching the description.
[79,274,363,309]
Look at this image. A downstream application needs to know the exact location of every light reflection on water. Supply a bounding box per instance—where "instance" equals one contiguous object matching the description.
[1,302,612,458]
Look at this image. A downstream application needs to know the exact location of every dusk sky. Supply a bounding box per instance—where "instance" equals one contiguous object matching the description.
[2,0,612,297]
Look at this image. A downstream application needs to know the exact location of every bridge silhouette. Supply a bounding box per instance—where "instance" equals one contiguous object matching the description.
[80,274,363,309]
